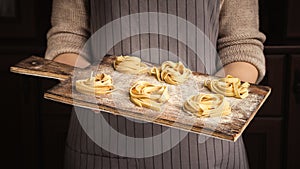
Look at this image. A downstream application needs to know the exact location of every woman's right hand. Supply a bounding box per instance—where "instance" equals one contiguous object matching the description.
[53,53,90,68]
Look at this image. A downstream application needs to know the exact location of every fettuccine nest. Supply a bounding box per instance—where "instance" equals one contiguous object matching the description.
[204,75,250,99]
[129,81,170,111]
[75,73,115,95]
[149,61,192,85]
[113,55,149,74]
[183,93,231,117]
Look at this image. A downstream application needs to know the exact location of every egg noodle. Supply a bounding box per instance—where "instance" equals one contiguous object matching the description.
[75,73,115,96]
[183,93,231,117]
[113,55,149,74]
[149,61,192,85]
[75,58,242,116]
[129,81,170,111]
[204,75,250,99]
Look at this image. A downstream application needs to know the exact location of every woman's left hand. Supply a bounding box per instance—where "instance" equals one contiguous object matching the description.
[215,62,259,84]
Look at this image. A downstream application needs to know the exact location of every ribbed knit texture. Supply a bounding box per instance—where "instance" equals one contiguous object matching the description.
[45,0,266,83]
[218,0,266,83]
[45,0,90,62]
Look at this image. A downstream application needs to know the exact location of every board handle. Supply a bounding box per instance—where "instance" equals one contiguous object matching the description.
[10,55,76,81]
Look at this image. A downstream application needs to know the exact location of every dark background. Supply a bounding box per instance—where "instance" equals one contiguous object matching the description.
[1,0,300,169]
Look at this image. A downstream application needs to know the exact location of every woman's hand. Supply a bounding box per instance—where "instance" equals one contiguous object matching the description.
[53,53,90,68]
[215,62,259,84]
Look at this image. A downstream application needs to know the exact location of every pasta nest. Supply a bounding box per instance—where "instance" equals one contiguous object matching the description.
[113,55,149,74]
[183,93,231,117]
[129,81,170,111]
[204,75,250,99]
[149,61,192,85]
[75,73,115,95]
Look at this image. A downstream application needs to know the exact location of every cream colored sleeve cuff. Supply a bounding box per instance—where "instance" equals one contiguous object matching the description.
[45,32,88,61]
[218,43,266,84]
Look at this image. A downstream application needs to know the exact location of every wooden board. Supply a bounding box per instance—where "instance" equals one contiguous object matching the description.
[10,55,74,80]
[10,55,271,142]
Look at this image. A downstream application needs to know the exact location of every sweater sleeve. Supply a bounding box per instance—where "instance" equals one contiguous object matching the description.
[218,0,266,83]
[45,0,90,61]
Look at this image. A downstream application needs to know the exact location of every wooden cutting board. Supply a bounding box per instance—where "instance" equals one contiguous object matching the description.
[10,55,271,142]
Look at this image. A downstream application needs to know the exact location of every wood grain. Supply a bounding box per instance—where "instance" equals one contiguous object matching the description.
[10,55,74,81]
[10,55,271,142]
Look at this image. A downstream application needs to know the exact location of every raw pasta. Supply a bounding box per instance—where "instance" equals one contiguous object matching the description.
[204,75,250,99]
[75,73,114,95]
[113,55,149,74]
[149,61,192,85]
[183,93,231,117]
[129,81,170,111]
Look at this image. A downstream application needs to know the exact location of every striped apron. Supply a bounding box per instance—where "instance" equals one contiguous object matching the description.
[64,0,250,168]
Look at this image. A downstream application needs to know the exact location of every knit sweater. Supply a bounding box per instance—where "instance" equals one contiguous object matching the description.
[45,0,266,83]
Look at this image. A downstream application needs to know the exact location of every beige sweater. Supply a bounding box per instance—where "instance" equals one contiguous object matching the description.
[45,0,266,82]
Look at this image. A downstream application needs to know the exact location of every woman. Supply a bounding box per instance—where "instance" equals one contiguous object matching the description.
[45,0,266,168]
